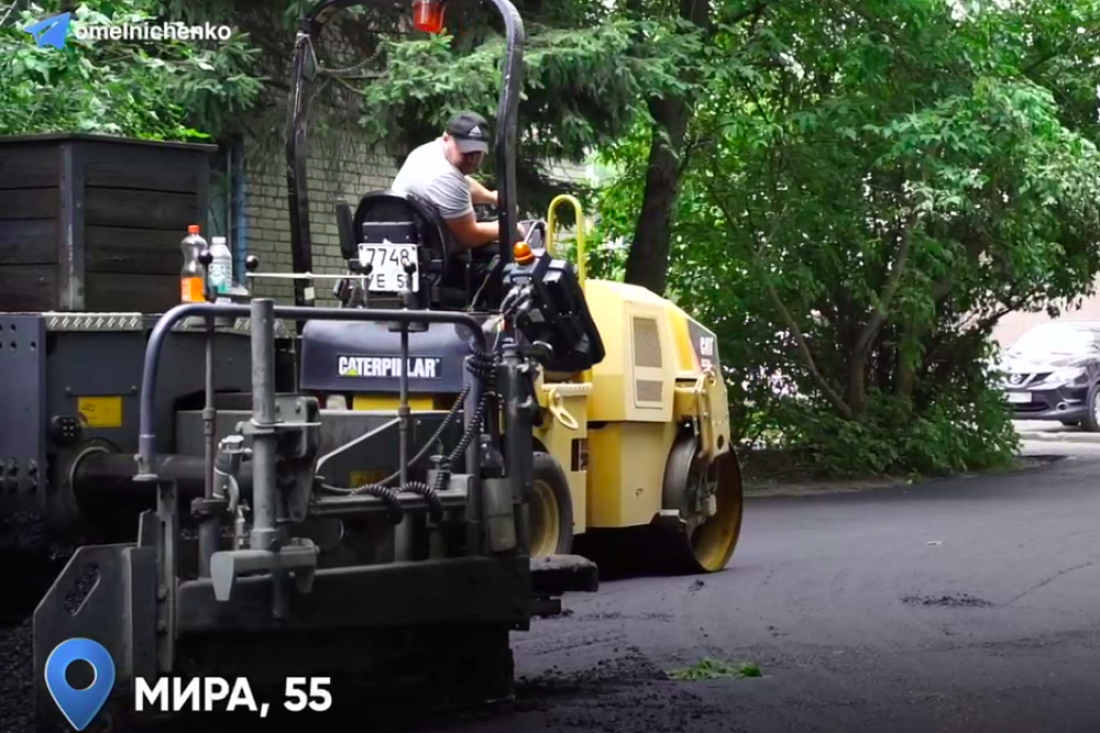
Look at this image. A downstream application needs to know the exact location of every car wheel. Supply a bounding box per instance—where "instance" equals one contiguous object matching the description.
[1084,384,1100,432]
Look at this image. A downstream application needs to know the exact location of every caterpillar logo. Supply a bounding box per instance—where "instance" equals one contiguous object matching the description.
[698,336,715,369]
[338,355,442,379]
[687,320,721,371]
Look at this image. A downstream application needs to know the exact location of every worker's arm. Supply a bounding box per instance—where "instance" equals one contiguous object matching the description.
[443,211,502,249]
[429,174,517,249]
[468,176,497,206]
[444,212,527,250]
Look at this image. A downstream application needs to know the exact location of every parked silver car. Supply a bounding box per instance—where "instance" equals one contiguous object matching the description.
[1000,321,1100,430]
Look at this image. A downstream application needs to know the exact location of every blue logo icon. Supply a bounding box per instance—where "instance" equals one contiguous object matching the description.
[44,638,115,731]
[24,12,72,49]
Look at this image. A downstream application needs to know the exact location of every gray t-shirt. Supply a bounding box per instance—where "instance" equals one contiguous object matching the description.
[391,138,471,220]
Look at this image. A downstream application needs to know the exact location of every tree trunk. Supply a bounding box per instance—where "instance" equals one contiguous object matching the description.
[894,329,919,401]
[623,103,690,295]
[847,351,869,415]
[847,209,921,416]
[623,0,712,295]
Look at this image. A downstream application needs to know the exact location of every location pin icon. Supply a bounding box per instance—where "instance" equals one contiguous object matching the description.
[44,638,115,731]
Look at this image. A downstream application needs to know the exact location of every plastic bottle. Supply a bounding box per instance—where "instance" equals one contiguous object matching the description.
[180,224,208,303]
[207,236,233,296]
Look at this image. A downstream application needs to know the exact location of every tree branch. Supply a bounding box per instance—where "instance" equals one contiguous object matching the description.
[853,205,921,356]
[0,2,17,29]
[705,181,854,420]
[720,1,773,28]
[763,274,855,420]
[1021,31,1088,76]
[973,307,1013,334]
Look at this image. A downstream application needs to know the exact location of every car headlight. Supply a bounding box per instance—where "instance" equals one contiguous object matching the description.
[1045,367,1087,385]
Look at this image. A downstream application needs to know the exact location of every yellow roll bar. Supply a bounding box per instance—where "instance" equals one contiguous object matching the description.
[545,194,587,288]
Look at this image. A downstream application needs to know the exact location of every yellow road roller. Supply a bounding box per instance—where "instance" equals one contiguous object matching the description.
[524,195,744,573]
[323,193,744,574]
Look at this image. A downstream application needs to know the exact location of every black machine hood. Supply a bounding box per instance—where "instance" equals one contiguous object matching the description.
[298,318,489,395]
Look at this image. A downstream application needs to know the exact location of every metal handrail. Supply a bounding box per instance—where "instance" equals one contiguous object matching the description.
[545,193,587,289]
[135,300,485,476]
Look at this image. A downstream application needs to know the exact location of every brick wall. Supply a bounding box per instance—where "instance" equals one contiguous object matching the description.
[235,12,402,306]
[240,134,398,306]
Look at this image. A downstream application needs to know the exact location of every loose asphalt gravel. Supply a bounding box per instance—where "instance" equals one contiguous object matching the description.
[5,437,1100,732]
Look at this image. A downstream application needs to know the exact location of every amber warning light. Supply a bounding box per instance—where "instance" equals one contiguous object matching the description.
[513,241,535,265]
[412,0,446,33]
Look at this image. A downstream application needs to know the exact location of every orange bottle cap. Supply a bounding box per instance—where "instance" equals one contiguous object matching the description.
[188,224,200,234]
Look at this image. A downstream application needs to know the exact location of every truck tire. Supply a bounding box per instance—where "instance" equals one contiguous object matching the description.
[525,451,574,556]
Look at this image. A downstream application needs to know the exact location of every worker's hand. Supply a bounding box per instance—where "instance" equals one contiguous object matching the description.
[468,176,498,207]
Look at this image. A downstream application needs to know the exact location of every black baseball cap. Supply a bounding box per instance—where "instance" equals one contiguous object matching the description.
[446,111,490,154]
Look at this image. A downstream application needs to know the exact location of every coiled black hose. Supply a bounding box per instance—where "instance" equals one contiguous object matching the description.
[466,349,499,382]
[396,480,445,523]
[319,349,500,526]
[431,352,498,494]
[377,349,499,487]
[433,392,491,488]
[353,483,403,524]
[379,351,500,518]
[375,382,471,487]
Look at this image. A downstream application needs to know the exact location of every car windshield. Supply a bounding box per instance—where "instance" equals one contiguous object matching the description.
[1008,325,1100,356]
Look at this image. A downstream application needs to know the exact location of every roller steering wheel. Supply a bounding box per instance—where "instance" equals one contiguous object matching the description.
[474,203,498,222]
[472,207,545,247]
[520,220,546,251]
[468,206,547,262]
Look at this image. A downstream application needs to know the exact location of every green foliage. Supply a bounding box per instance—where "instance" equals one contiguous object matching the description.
[0,0,264,141]
[774,383,1022,477]
[310,0,703,212]
[668,658,763,681]
[594,0,1100,477]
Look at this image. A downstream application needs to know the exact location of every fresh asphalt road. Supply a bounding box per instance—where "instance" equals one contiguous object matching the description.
[5,425,1098,733]
[431,426,1100,733]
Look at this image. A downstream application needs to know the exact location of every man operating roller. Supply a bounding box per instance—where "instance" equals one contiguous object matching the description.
[391,110,521,249]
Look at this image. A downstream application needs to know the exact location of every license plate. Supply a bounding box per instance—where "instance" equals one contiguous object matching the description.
[1006,392,1032,404]
[357,243,419,293]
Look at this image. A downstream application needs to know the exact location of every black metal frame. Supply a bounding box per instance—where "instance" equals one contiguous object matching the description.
[286,0,526,307]
[132,300,495,614]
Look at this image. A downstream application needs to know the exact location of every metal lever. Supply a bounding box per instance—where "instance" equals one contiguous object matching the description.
[210,541,320,603]
[207,299,320,617]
